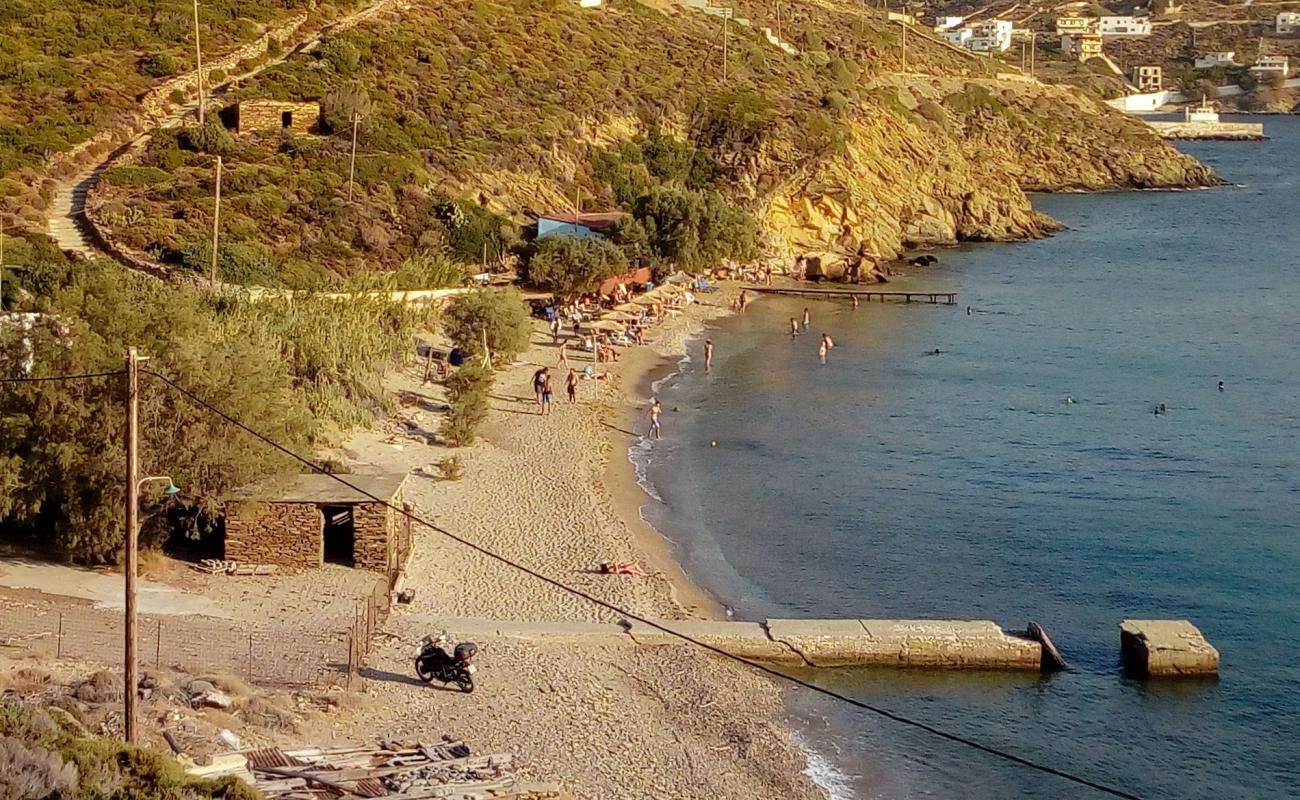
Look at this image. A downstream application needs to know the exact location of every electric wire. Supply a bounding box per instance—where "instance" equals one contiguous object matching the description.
[143,367,1143,800]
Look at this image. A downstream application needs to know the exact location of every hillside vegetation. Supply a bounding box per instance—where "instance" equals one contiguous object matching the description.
[87,0,1215,286]
[0,0,370,232]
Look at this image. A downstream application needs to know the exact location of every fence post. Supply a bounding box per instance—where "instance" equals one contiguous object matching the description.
[155,618,162,670]
[247,632,254,682]
[345,632,355,690]
[56,613,63,658]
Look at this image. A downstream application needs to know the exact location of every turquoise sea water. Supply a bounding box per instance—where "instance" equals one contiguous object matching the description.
[637,117,1300,799]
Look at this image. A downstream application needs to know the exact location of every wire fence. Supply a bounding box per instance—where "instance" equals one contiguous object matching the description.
[0,584,394,689]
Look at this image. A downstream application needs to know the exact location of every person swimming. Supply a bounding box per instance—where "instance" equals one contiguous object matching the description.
[1218,381,1225,392]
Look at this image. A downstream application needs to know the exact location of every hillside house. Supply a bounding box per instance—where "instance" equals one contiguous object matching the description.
[536,211,629,240]
[1194,51,1236,69]
[1098,16,1151,37]
[1055,16,1095,35]
[235,100,321,134]
[224,474,411,574]
[1277,12,1300,33]
[969,19,1014,52]
[1251,55,1290,77]
[942,27,973,46]
[934,15,965,30]
[1131,65,1163,92]
[1062,33,1104,61]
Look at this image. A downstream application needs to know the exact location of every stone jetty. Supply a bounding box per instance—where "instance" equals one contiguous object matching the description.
[430,617,1046,671]
[1120,619,1219,677]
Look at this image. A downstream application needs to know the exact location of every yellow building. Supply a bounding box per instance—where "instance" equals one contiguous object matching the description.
[1062,33,1103,61]
[1055,16,1095,35]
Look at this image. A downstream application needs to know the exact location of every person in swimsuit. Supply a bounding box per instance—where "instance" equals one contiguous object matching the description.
[704,339,714,372]
[821,333,835,351]
[789,318,800,337]
[557,340,568,367]
[802,307,811,330]
[852,295,860,309]
[818,339,828,365]
[541,371,554,415]
[566,368,578,403]
[648,398,662,440]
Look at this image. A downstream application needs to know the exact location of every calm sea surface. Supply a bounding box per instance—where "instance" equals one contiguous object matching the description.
[636,116,1300,799]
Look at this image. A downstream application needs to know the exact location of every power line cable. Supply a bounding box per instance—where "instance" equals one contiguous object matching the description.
[143,367,1143,800]
[0,370,125,384]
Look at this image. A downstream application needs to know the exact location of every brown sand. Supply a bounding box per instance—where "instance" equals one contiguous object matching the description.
[329,286,827,799]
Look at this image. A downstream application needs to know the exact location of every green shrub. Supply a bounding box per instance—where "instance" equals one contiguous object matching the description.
[139,52,178,78]
[442,288,532,362]
[520,236,627,300]
[179,119,234,155]
[436,454,465,479]
[440,363,493,447]
[207,67,227,85]
[103,165,171,188]
[178,240,279,285]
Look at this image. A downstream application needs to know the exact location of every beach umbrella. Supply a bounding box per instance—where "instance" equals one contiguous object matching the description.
[614,303,643,313]
[588,320,627,332]
[602,310,640,321]
[631,295,660,306]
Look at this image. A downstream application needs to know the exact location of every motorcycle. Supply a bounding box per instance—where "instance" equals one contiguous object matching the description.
[414,633,478,693]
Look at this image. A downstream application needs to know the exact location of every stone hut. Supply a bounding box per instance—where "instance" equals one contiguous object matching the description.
[224,474,411,576]
[235,100,321,134]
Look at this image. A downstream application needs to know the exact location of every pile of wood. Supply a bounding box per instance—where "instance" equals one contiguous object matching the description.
[193,559,277,576]
[195,738,565,799]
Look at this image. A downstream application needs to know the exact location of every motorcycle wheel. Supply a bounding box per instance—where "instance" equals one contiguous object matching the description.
[414,656,434,683]
[455,673,475,693]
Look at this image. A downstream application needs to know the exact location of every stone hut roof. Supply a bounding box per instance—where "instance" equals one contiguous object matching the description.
[233,474,406,505]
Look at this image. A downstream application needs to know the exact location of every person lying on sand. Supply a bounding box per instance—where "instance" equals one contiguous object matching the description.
[599,561,665,578]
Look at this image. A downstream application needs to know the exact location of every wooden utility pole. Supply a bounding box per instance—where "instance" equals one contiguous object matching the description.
[123,347,140,745]
[901,17,908,71]
[347,112,359,202]
[776,1,781,40]
[193,0,205,124]
[723,15,730,82]
[0,216,6,312]
[210,156,222,288]
[1030,31,1036,77]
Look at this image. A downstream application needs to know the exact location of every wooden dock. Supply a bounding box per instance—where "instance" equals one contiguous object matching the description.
[750,286,957,304]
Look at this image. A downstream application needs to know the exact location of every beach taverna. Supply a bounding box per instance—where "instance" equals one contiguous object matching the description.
[223,474,411,574]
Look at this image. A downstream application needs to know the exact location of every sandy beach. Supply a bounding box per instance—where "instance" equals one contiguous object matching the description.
[323,284,827,799]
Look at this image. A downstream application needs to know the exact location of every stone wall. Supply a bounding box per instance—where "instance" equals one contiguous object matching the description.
[225,502,323,569]
[353,501,394,573]
[237,101,321,134]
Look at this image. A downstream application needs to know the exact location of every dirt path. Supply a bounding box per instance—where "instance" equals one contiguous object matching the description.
[45,0,406,261]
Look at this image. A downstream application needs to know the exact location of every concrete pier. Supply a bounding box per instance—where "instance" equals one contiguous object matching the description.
[767,619,1042,669]
[1145,120,1265,140]
[1120,619,1219,677]
[427,616,1044,671]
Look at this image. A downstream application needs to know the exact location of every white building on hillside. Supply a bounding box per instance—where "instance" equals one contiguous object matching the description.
[1055,16,1095,35]
[1194,51,1236,69]
[970,19,1014,52]
[1251,55,1290,77]
[1277,12,1300,33]
[942,27,973,46]
[1098,15,1152,37]
[934,15,965,31]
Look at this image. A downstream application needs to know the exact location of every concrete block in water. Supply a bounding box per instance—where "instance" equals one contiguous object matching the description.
[767,618,1041,669]
[1120,619,1219,677]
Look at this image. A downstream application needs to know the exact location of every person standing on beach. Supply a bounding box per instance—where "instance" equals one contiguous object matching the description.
[738,290,748,313]
[550,316,562,344]
[704,339,714,372]
[541,371,554,416]
[802,307,810,330]
[532,367,548,413]
[648,398,663,440]
[566,368,579,403]
[557,340,569,367]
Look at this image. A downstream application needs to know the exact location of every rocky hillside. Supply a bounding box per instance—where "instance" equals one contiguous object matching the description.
[86,0,1215,284]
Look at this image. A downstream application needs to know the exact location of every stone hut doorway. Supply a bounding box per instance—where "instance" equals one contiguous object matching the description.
[321,505,355,566]
[223,474,411,577]
[281,110,294,129]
